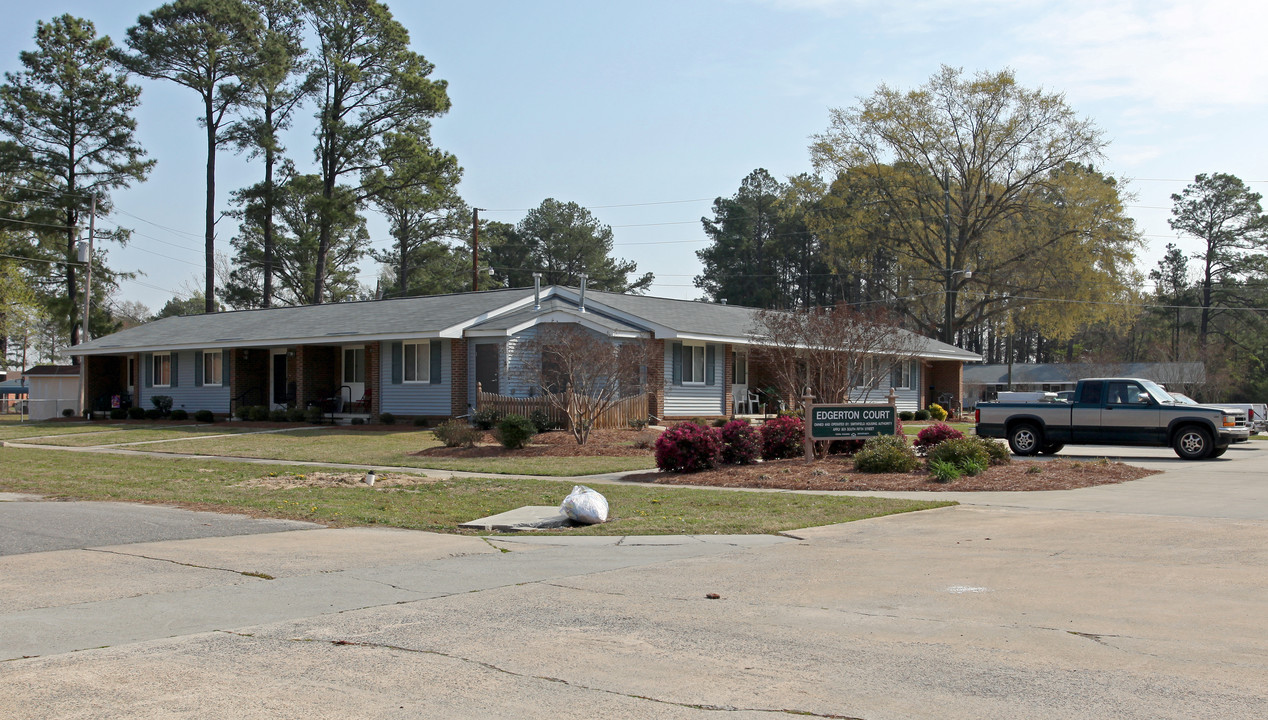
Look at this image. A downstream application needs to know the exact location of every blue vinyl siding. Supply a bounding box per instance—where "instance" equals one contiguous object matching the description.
[381,339,452,415]
[664,342,725,416]
[137,350,229,413]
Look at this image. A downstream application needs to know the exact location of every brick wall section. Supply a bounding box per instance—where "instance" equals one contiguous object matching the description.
[295,346,339,410]
[927,360,964,414]
[646,339,665,420]
[232,348,269,408]
[450,338,468,417]
[83,355,126,410]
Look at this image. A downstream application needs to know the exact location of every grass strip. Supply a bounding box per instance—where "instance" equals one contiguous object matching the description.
[0,447,951,536]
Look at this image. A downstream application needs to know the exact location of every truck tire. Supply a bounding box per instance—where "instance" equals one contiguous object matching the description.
[1208,446,1228,458]
[1040,443,1064,455]
[1008,423,1042,456]
[1172,426,1212,460]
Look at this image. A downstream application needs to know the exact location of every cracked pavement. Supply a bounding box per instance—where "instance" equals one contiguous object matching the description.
[2,443,1268,718]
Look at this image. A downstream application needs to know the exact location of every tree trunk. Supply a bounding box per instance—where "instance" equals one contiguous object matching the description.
[204,96,217,314]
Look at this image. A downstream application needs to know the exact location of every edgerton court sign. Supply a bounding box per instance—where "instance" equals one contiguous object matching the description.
[807,403,897,440]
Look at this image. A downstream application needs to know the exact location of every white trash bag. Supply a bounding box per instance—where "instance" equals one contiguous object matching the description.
[560,485,609,525]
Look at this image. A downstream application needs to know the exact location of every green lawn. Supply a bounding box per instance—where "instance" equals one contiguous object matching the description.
[0,421,143,441]
[0,447,951,536]
[145,427,657,476]
[18,424,274,447]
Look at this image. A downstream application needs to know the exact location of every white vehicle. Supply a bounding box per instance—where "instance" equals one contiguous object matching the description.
[995,391,1060,403]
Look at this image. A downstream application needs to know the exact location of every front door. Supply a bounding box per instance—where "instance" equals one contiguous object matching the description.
[475,344,499,395]
[271,351,288,408]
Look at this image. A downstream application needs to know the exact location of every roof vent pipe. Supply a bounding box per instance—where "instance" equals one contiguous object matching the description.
[532,272,541,310]
[578,273,588,313]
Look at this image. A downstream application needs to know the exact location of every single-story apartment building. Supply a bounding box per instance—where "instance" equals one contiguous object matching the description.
[71,285,980,422]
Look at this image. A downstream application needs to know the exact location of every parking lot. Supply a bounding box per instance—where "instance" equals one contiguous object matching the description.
[2,442,1266,719]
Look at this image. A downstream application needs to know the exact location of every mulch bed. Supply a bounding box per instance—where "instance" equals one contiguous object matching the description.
[414,428,1158,491]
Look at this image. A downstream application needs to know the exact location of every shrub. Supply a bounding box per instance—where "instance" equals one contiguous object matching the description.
[284,407,304,422]
[497,414,537,449]
[760,415,804,460]
[144,408,162,420]
[927,403,948,421]
[150,395,173,415]
[854,435,919,473]
[269,409,288,422]
[826,439,865,456]
[913,409,930,421]
[928,458,962,483]
[631,430,659,449]
[194,409,215,423]
[530,409,560,432]
[926,437,990,477]
[654,422,723,472]
[711,417,728,428]
[247,405,270,422]
[720,420,760,465]
[899,411,914,421]
[351,417,365,425]
[127,406,146,420]
[914,421,964,454]
[379,412,396,425]
[62,408,75,417]
[412,416,430,427]
[434,419,480,448]
[235,405,252,421]
[472,408,501,430]
[305,406,325,424]
[170,409,189,420]
[110,408,128,420]
[970,435,1011,465]
[627,416,648,431]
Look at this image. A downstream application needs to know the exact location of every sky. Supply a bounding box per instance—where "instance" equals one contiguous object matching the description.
[3,0,1267,314]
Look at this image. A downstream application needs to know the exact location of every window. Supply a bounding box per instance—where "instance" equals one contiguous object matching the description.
[403,341,430,383]
[203,350,222,387]
[682,343,706,384]
[153,353,171,387]
[733,351,748,385]
[343,347,365,383]
[890,360,914,389]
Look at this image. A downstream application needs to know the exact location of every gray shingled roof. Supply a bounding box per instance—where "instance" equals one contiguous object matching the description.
[74,288,537,355]
[72,284,980,362]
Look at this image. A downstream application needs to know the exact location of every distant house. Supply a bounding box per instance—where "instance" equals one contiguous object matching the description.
[22,365,82,420]
[71,285,980,422]
[963,362,1205,407]
[0,376,29,415]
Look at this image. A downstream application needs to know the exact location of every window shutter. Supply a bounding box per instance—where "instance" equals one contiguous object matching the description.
[430,341,442,384]
[705,345,716,385]
[671,342,682,386]
[144,354,152,388]
[890,362,900,388]
[222,350,230,385]
[170,353,179,387]
[391,342,403,384]
[194,351,204,387]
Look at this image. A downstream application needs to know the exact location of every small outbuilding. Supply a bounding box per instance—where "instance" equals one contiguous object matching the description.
[23,365,82,420]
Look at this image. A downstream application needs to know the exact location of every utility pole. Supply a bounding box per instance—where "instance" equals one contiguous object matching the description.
[943,169,954,346]
[471,207,484,292]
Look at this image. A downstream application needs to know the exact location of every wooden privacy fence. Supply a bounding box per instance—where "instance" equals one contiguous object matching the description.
[476,384,651,430]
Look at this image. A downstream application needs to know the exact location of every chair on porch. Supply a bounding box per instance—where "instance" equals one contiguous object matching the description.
[348,387,372,415]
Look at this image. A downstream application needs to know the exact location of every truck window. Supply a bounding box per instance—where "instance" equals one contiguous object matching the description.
[1107,381,1148,405]
[1078,382,1103,405]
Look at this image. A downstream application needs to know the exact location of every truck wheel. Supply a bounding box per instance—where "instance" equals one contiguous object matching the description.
[1172,426,1212,460]
[1008,423,1041,456]
[1040,443,1064,455]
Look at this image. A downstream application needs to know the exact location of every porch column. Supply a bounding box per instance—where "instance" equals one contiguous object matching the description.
[646,339,665,421]
[450,338,469,418]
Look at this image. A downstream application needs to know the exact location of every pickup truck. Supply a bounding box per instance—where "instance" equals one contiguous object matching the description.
[975,377,1249,460]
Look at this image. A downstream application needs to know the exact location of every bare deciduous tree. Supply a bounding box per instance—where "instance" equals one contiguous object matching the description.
[749,304,923,407]
[512,324,652,445]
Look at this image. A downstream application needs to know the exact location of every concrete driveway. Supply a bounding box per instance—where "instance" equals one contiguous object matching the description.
[1,444,1265,719]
